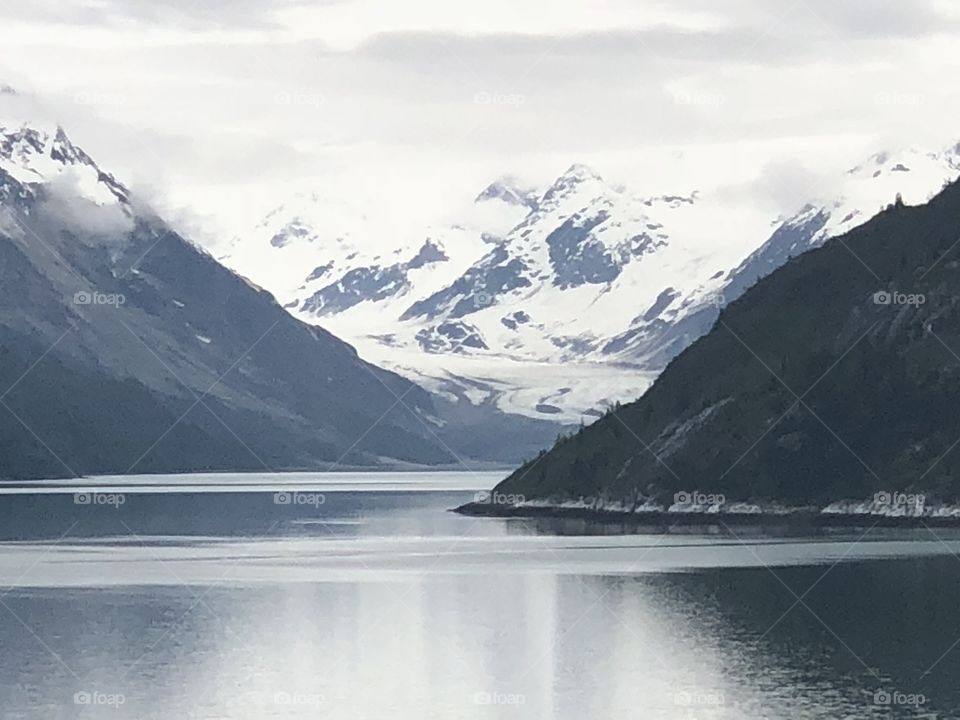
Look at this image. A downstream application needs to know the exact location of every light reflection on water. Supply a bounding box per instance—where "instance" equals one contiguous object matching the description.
[0,473,959,719]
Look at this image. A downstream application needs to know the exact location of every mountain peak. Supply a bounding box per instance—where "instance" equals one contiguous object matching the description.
[0,121,128,205]
[535,163,609,213]
[547,163,607,193]
[1,121,78,159]
[474,177,538,210]
[560,163,603,182]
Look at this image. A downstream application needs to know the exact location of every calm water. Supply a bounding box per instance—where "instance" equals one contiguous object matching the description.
[1,472,960,719]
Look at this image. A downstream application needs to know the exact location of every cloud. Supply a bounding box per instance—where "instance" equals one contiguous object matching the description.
[676,0,959,40]
[0,0,339,31]
[717,159,840,216]
[788,0,955,39]
[357,28,818,69]
[37,173,134,238]
[5,0,960,242]
[0,84,52,122]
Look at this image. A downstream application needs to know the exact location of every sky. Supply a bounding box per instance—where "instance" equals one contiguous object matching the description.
[2,0,960,242]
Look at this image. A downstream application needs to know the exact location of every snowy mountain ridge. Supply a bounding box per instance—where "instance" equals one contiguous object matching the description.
[218,142,960,423]
[218,176,533,328]
[0,108,568,469]
[0,120,129,207]
[601,141,960,368]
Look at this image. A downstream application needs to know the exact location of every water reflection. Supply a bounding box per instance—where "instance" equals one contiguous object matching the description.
[1,476,959,718]
[6,562,958,719]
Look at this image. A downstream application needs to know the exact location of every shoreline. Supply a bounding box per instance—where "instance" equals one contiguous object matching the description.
[453,501,960,529]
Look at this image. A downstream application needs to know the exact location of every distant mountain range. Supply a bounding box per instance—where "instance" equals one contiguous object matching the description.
[469,175,960,517]
[0,110,563,479]
[218,143,960,424]
[8,84,960,481]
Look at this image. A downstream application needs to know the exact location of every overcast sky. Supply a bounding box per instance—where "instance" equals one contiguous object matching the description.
[2,0,960,240]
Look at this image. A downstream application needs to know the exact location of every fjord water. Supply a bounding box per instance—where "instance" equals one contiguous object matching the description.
[2,473,960,719]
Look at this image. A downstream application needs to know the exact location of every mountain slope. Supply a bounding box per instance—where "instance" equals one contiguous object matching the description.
[399,165,755,365]
[0,117,456,478]
[481,178,960,512]
[218,179,533,329]
[221,143,960,428]
[603,143,960,371]
[224,164,763,424]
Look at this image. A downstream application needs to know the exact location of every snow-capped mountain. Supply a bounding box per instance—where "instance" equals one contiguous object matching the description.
[218,177,534,331]
[399,164,764,365]
[602,142,960,368]
[0,101,570,476]
[223,163,766,421]
[222,142,960,424]
[724,143,960,300]
[0,116,129,207]
[227,162,761,367]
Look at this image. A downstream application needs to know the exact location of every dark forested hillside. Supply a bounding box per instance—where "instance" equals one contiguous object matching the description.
[484,181,960,509]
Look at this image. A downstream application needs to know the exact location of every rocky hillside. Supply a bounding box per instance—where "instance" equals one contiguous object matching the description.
[0,117,459,478]
[480,178,960,512]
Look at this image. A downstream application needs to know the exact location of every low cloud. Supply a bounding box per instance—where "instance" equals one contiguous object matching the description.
[717,160,838,217]
[37,172,134,238]
[6,0,960,242]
